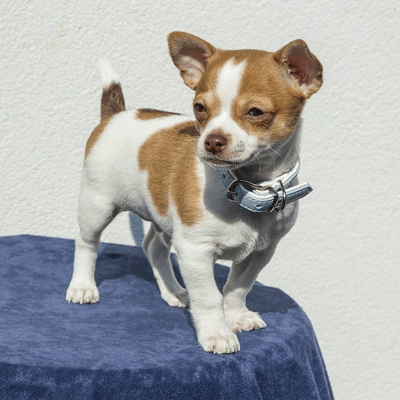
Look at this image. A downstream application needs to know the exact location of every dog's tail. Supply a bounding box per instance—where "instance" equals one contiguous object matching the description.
[97,59,126,121]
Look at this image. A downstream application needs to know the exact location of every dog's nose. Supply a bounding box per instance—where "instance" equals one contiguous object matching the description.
[204,134,227,154]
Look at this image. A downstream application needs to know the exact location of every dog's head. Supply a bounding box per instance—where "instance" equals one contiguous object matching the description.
[168,32,323,170]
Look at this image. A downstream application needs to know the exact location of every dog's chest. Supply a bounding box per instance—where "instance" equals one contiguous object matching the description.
[187,170,298,263]
[203,211,281,262]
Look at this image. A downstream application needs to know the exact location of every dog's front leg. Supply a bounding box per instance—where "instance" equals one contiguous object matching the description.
[223,245,277,333]
[175,241,240,354]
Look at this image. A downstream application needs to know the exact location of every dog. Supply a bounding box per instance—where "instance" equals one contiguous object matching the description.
[66,31,323,354]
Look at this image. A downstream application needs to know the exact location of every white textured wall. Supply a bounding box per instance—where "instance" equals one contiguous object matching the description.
[1,1,399,398]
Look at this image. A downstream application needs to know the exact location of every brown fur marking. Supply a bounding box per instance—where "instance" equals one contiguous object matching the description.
[193,49,306,144]
[138,121,203,226]
[233,51,306,143]
[136,108,181,120]
[85,116,113,159]
[101,83,125,121]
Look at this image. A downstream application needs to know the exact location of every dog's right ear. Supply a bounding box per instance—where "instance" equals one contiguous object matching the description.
[168,32,216,90]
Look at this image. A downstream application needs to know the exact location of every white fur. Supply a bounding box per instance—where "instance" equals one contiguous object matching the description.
[98,59,120,87]
[197,59,261,167]
[67,55,301,354]
[216,59,245,109]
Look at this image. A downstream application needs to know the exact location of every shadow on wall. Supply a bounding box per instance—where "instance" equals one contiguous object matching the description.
[129,212,145,246]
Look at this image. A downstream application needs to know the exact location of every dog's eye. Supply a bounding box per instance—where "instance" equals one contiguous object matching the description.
[247,108,264,117]
[194,103,206,113]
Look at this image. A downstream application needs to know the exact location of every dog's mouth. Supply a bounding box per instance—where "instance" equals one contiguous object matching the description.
[201,157,240,169]
[210,158,231,166]
[198,140,260,170]
[201,155,257,170]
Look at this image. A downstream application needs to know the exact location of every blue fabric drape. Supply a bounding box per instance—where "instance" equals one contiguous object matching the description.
[0,235,333,399]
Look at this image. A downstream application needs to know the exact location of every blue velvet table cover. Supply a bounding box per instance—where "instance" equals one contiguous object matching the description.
[0,235,333,399]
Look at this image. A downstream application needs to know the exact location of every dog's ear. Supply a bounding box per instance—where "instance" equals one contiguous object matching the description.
[168,32,216,90]
[274,40,323,98]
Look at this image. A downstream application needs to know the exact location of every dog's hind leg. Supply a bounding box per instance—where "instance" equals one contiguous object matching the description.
[142,223,189,308]
[66,182,117,304]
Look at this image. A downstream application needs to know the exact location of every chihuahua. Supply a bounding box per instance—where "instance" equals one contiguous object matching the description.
[66,32,323,354]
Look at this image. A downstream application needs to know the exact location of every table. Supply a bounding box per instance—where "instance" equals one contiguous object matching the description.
[0,235,334,399]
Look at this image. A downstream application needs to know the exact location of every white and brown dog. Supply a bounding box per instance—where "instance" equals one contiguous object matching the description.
[66,32,323,354]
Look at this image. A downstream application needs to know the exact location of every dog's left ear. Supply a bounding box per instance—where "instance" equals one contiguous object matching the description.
[274,40,323,98]
[168,31,216,90]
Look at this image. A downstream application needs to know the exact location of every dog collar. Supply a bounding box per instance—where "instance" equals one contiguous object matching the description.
[217,158,313,212]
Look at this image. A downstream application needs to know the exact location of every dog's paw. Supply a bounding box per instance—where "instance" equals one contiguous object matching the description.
[225,310,266,333]
[198,329,240,354]
[161,288,189,308]
[66,282,99,304]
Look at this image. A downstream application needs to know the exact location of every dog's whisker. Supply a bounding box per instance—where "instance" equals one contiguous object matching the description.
[267,146,282,158]
[184,140,198,168]
[266,148,276,170]
[251,152,262,176]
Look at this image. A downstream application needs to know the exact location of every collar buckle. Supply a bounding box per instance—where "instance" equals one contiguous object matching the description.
[227,179,287,212]
[218,158,312,213]
[226,179,263,202]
